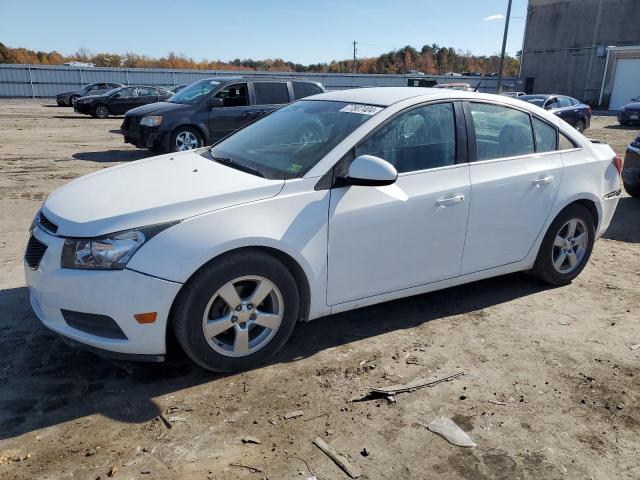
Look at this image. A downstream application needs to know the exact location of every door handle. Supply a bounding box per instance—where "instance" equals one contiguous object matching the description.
[532,176,554,187]
[436,195,465,207]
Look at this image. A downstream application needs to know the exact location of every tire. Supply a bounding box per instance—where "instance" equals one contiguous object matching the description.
[623,181,640,199]
[532,204,595,286]
[172,251,300,372]
[170,126,203,152]
[574,119,586,133]
[619,121,629,126]
[94,104,110,119]
[69,95,80,106]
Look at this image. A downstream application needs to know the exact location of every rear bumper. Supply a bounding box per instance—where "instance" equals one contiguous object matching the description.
[618,111,640,124]
[622,146,640,190]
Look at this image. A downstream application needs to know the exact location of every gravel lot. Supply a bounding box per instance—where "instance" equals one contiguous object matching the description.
[1,100,639,480]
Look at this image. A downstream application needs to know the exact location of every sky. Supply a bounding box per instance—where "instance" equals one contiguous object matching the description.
[0,0,528,64]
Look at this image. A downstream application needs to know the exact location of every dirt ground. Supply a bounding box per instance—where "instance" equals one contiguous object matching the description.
[0,100,639,480]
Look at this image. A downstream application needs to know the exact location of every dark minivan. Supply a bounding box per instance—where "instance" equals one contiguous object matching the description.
[120,77,325,152]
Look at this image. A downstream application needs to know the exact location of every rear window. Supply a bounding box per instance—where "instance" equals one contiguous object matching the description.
[254,82,290,105]
[292,81,323,99]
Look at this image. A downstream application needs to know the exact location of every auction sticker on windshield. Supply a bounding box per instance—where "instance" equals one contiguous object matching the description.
[339,104,383,115]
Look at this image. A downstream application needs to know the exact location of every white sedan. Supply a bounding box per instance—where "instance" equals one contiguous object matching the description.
[25,88,622,372]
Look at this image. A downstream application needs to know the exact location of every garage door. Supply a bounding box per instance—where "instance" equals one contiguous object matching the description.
[609,58,640,110]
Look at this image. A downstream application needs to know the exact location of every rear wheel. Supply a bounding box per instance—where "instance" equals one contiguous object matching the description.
[532,204,595,285]
[172,251,300,372]
[94,104,110,119]
[574,119,586,133]
[170,127,203,152]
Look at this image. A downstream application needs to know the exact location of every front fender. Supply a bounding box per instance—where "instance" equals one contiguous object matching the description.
[127,181,331,319]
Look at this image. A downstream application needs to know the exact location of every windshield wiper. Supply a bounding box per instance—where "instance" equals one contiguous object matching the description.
[211,156,265,178]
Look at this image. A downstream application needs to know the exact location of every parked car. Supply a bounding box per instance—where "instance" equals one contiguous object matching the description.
[25,88,621,372]
[622,134,640,198]
[168,84,187,94]
[519,94,592,132]
[501,91,526,98]
[617,97,640,125]
[74,85,173,118]
[120,76,325,152]
[56,82,123,106]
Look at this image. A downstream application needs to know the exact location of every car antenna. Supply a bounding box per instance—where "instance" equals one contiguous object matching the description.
[474,76,486,93]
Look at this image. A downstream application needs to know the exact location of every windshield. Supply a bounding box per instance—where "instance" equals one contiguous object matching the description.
[103,87,121,97]
[209,100,381,179]
[520,95,547,107]
[169,79,221,104]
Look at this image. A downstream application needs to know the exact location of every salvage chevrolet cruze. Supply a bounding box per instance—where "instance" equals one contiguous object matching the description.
[25,88,622,372]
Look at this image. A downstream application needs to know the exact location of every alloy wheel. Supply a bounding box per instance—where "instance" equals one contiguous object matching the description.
[575,120,585,133]
[201,275,284,357]
[95,105,109,118]
[552,218,588,274]
[175,131,198,151]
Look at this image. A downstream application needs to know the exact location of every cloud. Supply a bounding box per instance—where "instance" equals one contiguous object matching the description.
[483,14,504,21]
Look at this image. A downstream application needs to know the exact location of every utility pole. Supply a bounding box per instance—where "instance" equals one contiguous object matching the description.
[353,41,357,74]
[496,0,513,94]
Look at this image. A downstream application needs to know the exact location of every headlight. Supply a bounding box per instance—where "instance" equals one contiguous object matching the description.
[140,115,163,127]
[620,106,626,111]
[61,222,177,270]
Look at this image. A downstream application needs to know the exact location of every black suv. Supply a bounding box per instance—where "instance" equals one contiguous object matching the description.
[120,77,325,152]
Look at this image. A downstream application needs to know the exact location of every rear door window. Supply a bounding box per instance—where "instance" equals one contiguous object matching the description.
[292,82,323,99]
[469,103,534,160]
[532,117,557,153]
[138,87,158,96]
[253,82,290,105]
[558,96,573,108]
[559,132,577,150]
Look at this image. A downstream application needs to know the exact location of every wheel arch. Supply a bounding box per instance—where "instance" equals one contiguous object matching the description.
[166,245,312,347]
[171,123,209,144]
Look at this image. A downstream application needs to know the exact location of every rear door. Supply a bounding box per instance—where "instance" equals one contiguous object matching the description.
[207,82,252,141]
[461,102,563,273]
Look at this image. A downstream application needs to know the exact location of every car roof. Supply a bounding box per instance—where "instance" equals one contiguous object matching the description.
[307,87,489,107]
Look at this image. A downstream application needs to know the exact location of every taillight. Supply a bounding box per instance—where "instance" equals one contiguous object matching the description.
[613,154,622,175]
[587,107,592,115]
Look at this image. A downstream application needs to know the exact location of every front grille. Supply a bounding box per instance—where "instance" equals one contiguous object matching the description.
[38,212,58,234]
[61,310,128,340]
[25,236,47,269]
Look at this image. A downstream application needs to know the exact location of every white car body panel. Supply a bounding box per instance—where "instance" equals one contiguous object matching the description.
[327,164,470,304]
[25,87,621,358]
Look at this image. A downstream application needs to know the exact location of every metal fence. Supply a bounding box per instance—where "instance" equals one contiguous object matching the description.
[0,64,522,97]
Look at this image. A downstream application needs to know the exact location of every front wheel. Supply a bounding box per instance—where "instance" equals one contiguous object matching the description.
[170,127,203,152]
[172,251,300,372]
[532,204,595,286]
[94,105,110,119]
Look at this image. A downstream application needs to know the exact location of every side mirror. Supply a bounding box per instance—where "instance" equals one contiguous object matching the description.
[207,97,224,108]
[346,155,398,187]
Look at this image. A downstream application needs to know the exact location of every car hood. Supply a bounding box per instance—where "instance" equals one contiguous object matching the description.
[125,101,189,117]
[42,150,285,237]
[622,102,640,112]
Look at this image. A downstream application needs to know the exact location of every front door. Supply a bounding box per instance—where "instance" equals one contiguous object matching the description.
[207,82,253,141]
[461,102,563,273]
[109,87,139,115]
[327,102,470,305]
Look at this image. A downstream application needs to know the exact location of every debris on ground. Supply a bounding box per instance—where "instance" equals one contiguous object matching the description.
[630,344,640,350]
[242,436,262,444]
[488,400,507,406]
[228,463,267,479]
[360,447,370,457]
[426,417,477,448]
[370,371,465,396]
[313,437,361,478]
[107,465,117,477]
[284,410,304,420]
